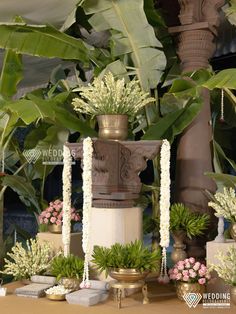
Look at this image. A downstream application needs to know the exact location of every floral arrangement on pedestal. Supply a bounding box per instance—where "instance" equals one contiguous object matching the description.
[208,187,236,240]
[169,258,211,300]
[0,238,54,280]
[39,199,80,233]
[209,246,236,304]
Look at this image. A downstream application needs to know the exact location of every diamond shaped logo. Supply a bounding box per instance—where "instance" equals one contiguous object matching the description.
[183,293,202,308]
[23,149,41,164]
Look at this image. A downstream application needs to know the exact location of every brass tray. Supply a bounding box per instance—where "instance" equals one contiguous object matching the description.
[46,293,66,301]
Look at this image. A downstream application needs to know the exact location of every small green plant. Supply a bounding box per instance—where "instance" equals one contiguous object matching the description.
[92,240,161,276]
[0,238,53,280]
[50,254,84,281]
[210,246,236,286]
[170,203,210,238]
[72,72,154,120]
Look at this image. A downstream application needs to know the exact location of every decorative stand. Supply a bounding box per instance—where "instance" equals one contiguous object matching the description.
[111,281,149,309]
[66,139,162,282]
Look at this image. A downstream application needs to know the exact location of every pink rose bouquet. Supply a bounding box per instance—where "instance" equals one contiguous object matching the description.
[169,257,210,285]
[39,199,80,226]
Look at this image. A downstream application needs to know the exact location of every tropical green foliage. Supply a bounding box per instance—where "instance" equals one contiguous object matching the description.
[92,240,161,276]
[50,254,84,281]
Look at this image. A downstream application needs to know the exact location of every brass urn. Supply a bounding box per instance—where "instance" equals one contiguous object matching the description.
[96,114,128,141]
[176,282,205,301]
[48,224,62,234]
[109,268,149,283]
[59,277,81,291]
[171,230,187,264]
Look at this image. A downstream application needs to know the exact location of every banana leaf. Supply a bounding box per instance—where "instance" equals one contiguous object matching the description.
[203,68,236,90]
[204,172,236,188]
[83,0,166,90]
[142,100,203,143]
[0,23,91,63]
[0,49,23,98]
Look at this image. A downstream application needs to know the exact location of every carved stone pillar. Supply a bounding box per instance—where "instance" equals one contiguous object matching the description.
[169,0,225,260]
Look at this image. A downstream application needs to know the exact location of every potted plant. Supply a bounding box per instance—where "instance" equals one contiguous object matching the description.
[72,72,155,140]
[39,199,81,234]
[208,187,236,240]
[50,254,84,291]
[169,257,211,301]
[92,240,161,282]
[169,203,210,263]
[209,246,236,305]
[0,238,53,281]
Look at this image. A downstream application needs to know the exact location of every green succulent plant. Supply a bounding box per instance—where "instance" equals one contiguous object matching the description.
[50,254,84,281]
[170,203,210,238]
[92,240,161,276]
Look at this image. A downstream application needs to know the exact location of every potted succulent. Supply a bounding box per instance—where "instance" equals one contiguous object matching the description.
[0,238,53,281]
[92,240,161,282]
[50,254,84,291]
[72,72,154,141]
[208,187,236,240]
[209,246,236,305]
[169,257,211,301]
[169,203,210,263]
[39,199,81,234]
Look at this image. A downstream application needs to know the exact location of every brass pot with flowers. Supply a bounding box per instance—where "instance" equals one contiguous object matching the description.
[72,72,154,141]
[208,187,236,241]
[38,199,81,233]
[92,240,161,283]
[50,254,84,291]
[169,257,210,301]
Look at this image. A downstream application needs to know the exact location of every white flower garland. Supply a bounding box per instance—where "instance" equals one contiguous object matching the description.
[81,137,93,288]
[158,139,171,284]
[62,145,72,257]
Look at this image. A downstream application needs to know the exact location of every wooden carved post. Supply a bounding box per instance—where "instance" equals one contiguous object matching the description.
[169,0,225,260]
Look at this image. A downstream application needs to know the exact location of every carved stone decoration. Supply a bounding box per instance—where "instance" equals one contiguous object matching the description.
[66,140,162,208]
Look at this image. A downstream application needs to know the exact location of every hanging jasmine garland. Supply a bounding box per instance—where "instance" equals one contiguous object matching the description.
[80,137,93,288]
[158,139,171,284]
[62,145,73,257]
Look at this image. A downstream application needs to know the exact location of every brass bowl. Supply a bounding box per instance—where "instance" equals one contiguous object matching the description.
[46,293,66,301]
[109,268,149,282]
[59,278,81,291]
[48,224,62,234]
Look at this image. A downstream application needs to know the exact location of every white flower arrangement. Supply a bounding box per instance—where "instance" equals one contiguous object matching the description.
[0,238,53,280]
[45,285,70,295]
[158,139,171,284]
[62,145,73,257]
[210,246,236,286]
[208,187,236,223]
[72,72,154,121]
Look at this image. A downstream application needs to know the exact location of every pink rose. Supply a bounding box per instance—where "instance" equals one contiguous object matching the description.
[48,207,53,212]
[183,275,190,282]
[182,270,189,276]
[56,219,62,225]
[189,257,195,264]
[198,278,206,285]
[50,217,56,224]
[45,212,51,218]
[189,270,197,278]
[193,262,201,271]
[185,262,191,269]
[173,268,179,274]
[177,264,184,271]
[184,258,189,263]
[53,211,58,217]
[199,269,206,277]
[44,218,49,224]
[176,273,182,280]
[170,274,176,280]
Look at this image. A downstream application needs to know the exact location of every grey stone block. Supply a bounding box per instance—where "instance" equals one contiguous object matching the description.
[66,288,109,306]
[31,275,57,285]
